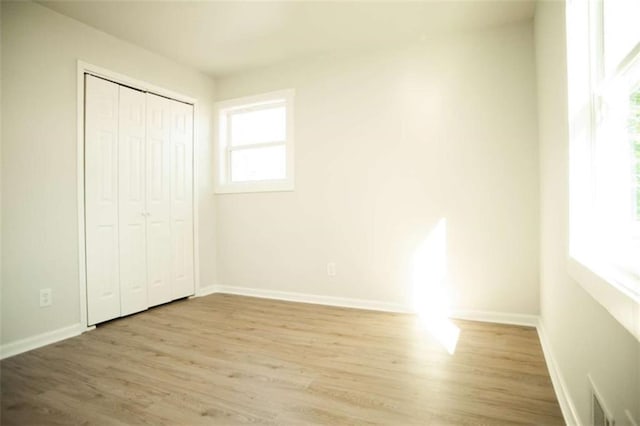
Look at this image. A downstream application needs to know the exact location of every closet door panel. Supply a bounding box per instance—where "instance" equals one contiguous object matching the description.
[85,75,121,325]
[170,101,195,299]
[146,93,173,307]
[118,86,148,316]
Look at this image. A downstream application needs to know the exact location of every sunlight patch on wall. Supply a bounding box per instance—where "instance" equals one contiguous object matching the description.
[411,218,460,354]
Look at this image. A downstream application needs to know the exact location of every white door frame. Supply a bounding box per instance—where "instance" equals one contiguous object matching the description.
[76,60,200,329]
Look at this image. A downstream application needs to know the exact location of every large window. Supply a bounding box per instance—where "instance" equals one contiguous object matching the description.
[215,90,295,193]
[567,0,640,321]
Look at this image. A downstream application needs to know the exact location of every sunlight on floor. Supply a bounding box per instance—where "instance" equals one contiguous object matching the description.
[411,218,460,354]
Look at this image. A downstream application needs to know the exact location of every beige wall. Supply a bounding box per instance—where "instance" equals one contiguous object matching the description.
[215,22,540,315]
[535,2,640,424]
[3,2,638,423]
[1,1,216,344]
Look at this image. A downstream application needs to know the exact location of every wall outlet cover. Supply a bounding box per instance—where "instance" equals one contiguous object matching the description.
[39,288,52,307]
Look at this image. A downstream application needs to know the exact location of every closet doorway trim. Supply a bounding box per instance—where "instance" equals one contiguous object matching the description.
[76,60,201,330]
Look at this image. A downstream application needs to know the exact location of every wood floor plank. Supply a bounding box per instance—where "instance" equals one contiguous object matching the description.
[1,294,563,425]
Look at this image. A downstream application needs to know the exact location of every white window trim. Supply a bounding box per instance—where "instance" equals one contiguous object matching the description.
[214,89,295,194]
[566,0,640,341]
[568,257,640,341]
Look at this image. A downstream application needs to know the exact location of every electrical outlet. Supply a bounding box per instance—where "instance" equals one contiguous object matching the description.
[327,262,336,276]
[39,288,52,307]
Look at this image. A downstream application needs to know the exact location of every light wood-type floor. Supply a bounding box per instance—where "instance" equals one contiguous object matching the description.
[1,294,563,425]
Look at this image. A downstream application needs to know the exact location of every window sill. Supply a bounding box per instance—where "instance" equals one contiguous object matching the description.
[214,180,294,195]
[568,254,640,341]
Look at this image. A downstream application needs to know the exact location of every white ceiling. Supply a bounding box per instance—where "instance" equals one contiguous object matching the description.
[40,0,536,78]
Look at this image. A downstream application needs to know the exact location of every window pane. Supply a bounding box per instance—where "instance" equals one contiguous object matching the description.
[231,145,286,182]
[603,0,640,74]
[230,105,286,146]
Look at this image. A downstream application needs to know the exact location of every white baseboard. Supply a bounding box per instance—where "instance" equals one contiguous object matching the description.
[205,285,575,425]
[0,323,92,360]
[451,309,539,327]
[537,319,581,426]
[209,285,411,313]
[206,286,539,328]
[0,286,579,426]
[195,284,218,297]
[93,284,576,426]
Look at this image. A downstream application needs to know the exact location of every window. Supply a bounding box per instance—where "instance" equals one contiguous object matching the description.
[567,0,640,327]
[215,89,295,193]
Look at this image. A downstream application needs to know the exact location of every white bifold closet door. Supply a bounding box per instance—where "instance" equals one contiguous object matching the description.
[145,93,173,307]
[169,99,195,300]
[85,76,121,325]
[118,84,148,317]
[85,75,194,326]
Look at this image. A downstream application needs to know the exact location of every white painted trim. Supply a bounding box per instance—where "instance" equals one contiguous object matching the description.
[195,284,218,297]
[192,102,201,298]
[214,181,295,194]
[76,60,199,328]
[537,319,582,426]
[4,280,577,426]
[77,61,196,105]
[196,285,575,426]
[204,287,536,327]
[210,285,411,313]
[568,256,640,342]
[0,323,94,360]
[214,89,295,195]
[450,309,539,327]
[76,62,88,329]
[215,89,294,111]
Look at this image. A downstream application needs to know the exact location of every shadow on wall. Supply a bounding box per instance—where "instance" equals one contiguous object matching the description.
[412,218,460,354]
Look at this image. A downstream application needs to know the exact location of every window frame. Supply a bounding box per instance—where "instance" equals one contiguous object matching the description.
[566,0,640,341]
[214,89,295,194]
